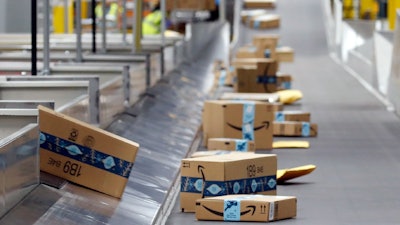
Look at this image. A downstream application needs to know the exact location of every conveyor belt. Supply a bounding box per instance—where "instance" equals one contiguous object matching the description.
[166,0,400,224]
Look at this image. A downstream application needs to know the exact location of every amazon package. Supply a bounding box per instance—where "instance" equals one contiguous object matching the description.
[166,0,216,11]
[202,100,274,149]
[276,46,295,62]
[38,106,139,198]
[214,68,235,87]
[236,46,266,58]
[252,35,280,59]
[273,121,318,137]
[231,58,278,76]
[234,66,292,93]
[195,194,296,222]
[207,138,256,152]
[181,153,277,212]
[219,93,284,110]
[244,0,276,9]
[274,111,311,122]
[248,15,280,29]
[190,151,254,158]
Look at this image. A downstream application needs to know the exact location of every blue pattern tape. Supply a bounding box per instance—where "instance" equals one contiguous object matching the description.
[39,132,134,178]
[257,76,277,84]
[302,122,311,137]
[181,175,277,196]
[275,112,285,122]
[242,102,255,141]
[235,140,248,152]
[218,70,227,87]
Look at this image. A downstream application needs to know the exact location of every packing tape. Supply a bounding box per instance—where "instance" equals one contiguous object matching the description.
[235,139,248,151]
[254,20,260,29]
[275,112,285,122]
[218,70,227,87]
[39,132,134,178]
[282,81,292,89]
[301,122,311,137]
[242,102,255,141]
[257,76,277,84]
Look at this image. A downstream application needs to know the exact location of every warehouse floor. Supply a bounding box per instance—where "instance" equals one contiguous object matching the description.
[166,0,400,224]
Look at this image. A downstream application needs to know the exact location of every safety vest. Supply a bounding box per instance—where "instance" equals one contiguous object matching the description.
[142,10,162,35]
[95,3,120,21]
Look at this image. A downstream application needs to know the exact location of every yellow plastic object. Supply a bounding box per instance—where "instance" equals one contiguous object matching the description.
[52,0,73,33]
[343,0,355,19]
[276,89,303,104]
[359,0,378,19]
[273,141,310,149]
[277,164,316,183]
[388,0,400,30]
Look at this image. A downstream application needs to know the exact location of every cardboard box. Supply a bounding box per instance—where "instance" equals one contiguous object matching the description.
[166,0,216,11]
[196,194,296,222]
[252,35,279,59]
[241,10,269,23]
[233,67,291,93]
[214,68,235,87]
[181,153,277,212]
[202,100,274,149]
[275,111,311,122]
[38,106,139,198]
[249,15,280,29]
[276,46,295,62]
[244,0,276,9]
[208,138,256,152]
[273,122,318,137]
[232,58,278,76]
[191,151,254,158]
[236,46,265,58]
[219,93,284,110]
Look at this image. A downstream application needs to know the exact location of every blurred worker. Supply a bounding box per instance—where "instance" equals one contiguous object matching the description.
[95,0,122,30]
[142,3,170,35]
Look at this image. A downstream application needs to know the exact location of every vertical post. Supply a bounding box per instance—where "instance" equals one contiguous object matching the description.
[91,0,96,53]
[219,0,226,22]
[64,0,69,33]
[160,0,166,76]
[146,54,151,88]
[31,0,37,76]
[122,0,128,44]
[101,0,107,53]
[123,65,130,106]
[76,0,83,62]
[43,0,51,75]
[133,0,143,52]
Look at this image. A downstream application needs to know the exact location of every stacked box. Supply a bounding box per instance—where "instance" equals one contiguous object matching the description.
[249,15,280,29]
[273,121,318,137]
[38,106,139,198]
[274,111,311,122]
[243,0,276,9]
[196,194,297,222]
[219,93,284,109]
[166,0,216,11]
[207,138,256,152]
[202,100,274,149]
[276,46,295,62]
[181,153,277,212]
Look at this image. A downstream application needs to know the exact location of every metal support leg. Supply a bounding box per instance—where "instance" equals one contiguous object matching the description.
[101,0,107,53]
[88,77,100,125]
[43,0,51,75]
[31,0,37,76]
[76,0,83,62]
[133,0,143,52]
[146,54,151,88]
[123,65,130,107]
[160,47,165,76]
[91,0,96,53]
[122,0,128,44]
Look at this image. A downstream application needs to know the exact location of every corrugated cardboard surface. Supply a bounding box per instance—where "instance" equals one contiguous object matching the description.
[236,46,265,58]
[195,194,296,222]
[207,138,256,152]
[181,154,277,212]
[276,46,295,62]
[244,0,276,9]
[202,100,274,149]
[273,121,318,137]
[250,15,280,29]
[166,0,216,11]
[38,106,139,198]
[274,111,311,122]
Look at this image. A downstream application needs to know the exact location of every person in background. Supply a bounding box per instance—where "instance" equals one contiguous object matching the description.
[95,0,122,30]
[142,2,171,35]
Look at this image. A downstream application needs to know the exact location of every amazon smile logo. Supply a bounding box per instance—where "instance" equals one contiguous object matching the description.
[226,121,270,132]
[201,205,256,217]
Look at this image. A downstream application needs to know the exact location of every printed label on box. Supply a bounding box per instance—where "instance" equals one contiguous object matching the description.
[224,200,241,221]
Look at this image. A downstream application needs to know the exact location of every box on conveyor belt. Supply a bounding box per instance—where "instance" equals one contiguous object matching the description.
[243,0,276,9]
[202,100,274,149]
[234,66,292,93]
[191,151,255,158]
[231,58,278,76]
[166,0,216,11]
[249,15,280,29]
[241,10,269,23]
[252,35,280,59]
[276,46,295,62]
[38,106,139,198]
[214,68,235,87]
[273,121,318,137]
[195,194,297,222]
[274,111,311,122]
[208,138,256,152]
[181,153,277,212]
[236,46,265,58]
